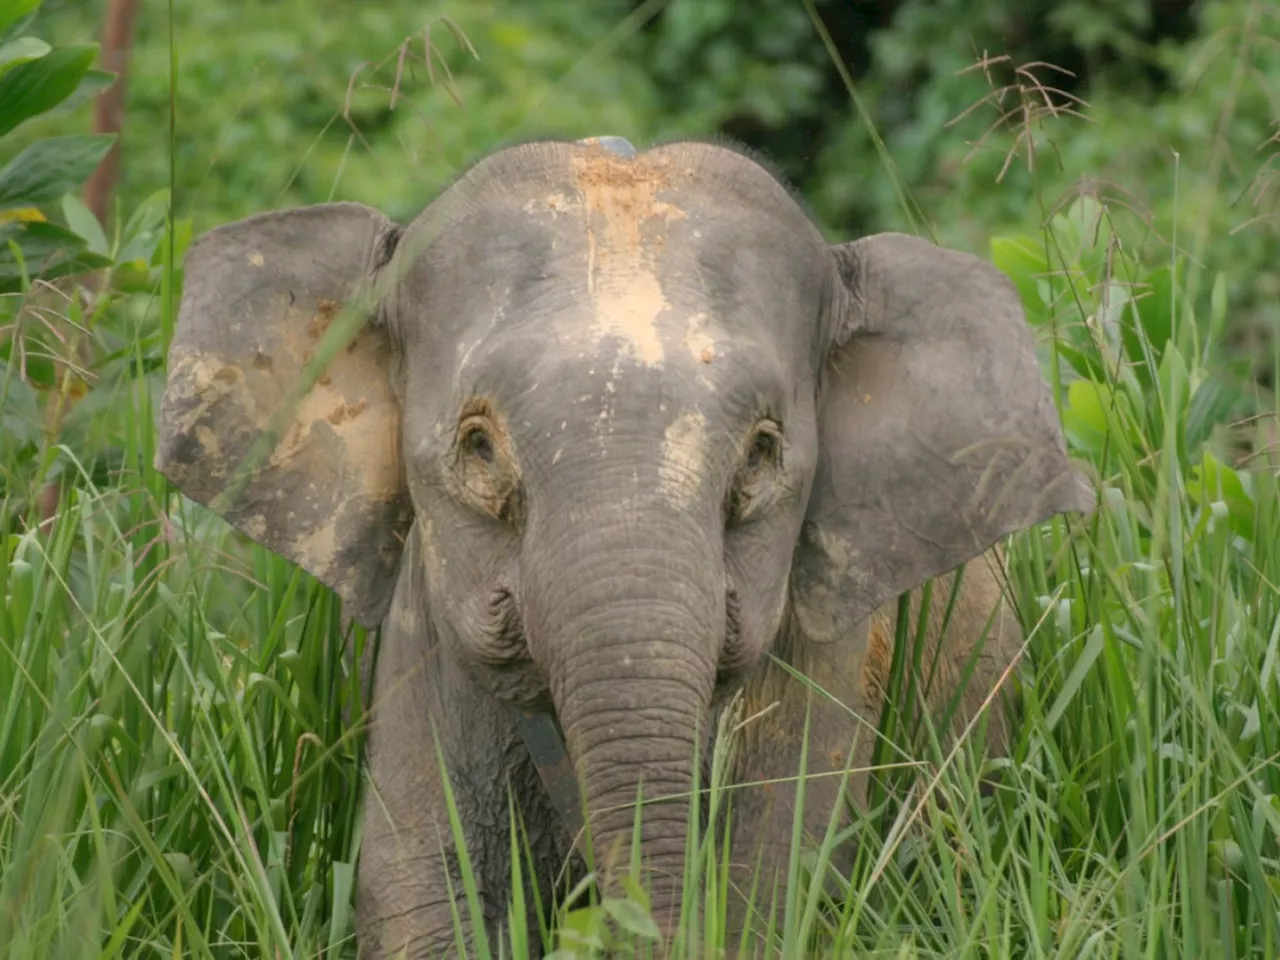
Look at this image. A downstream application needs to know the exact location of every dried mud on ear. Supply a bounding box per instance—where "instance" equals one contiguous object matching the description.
[157,269,412,628]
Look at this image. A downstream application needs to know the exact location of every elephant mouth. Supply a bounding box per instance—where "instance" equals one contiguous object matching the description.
[470,587,554,709]
[472,582,753,708]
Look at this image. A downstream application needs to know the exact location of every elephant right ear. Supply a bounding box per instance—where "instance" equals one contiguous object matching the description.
[790,232,1094,644]
[155,203,413,628]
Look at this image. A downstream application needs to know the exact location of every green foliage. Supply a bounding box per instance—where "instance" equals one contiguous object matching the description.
[0,0,177,568]
[990,197,1257,480]
[15,0,667,233]
[638,0,1280,387]
[0,135,113,212]
[19,0,1278,380]
[0,2,116,293]
[850,0,1279,383]
[0,490,374,957]
[0,0,42,37]
[0,42,97,138]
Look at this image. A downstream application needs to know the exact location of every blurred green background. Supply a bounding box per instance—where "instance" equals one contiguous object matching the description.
[14,0,1278,387]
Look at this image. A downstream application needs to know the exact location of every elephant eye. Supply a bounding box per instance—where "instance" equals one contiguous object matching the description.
[727,422,783,527]
[463,424,496,463]
[746,425,781,470]
[453,406,521,525]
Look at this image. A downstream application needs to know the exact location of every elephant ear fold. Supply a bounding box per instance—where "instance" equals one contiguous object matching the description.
[155,203,413,628]
[791,231,1094,643]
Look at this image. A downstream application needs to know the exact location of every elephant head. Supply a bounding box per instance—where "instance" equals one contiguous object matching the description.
[155,137,1092,950]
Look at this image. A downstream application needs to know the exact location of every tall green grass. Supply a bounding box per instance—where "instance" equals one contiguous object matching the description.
[3,6,1280,960]
[0,396,374,955]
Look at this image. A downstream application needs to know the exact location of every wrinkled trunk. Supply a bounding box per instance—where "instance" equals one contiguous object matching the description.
[524,505,723,933]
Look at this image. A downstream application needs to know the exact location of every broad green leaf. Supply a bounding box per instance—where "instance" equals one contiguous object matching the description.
[557,904,610,951]
[618,874,651,913]
[0,42,98,137]
[1062,377,1144,464]
[1188,451,1256,541]
[4,350,55,389]
[109,260,161,294]
[1063,379,1111,452]
[1051,195,1112,278]
[0,0,43,37]
[0,218,111,291]
[62,66,115,110]
[0,134,115,211]
[117,187,170,263]
[0,367,41,446]
[0,35,48,74]
[1119,262,1178,386]
[990,233,1048,317]
[1056,338,1109,385]
[17,65,112,140]
[1185,371,1247,457]
[61,192,108,257]
[602,896,661,940]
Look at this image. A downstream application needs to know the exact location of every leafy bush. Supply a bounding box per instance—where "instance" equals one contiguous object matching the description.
[20,0,1276,388]
[14,0,666,233]
[0,0,115,292]
[0,110,177,528]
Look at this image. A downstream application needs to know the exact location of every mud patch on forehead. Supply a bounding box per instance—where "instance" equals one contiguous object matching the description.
[568,147,688,369]
[570,148,686,252]
[594,273,666,366]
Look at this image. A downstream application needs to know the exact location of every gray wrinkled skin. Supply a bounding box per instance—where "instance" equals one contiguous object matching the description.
[155,138,1094,958]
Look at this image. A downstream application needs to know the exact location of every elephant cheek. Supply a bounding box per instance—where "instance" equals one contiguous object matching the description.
[724,549,792,673]
[413,515,469,640]
[416,517,442,579]
[762,571,791,639]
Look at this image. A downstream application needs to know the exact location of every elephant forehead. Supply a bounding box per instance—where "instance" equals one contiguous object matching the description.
[455,308,786,426]
[427,145,811,356]
[400,139,834,418]
[510,148,690,369]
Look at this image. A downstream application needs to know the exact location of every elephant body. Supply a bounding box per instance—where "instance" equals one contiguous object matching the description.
[155,137,1091,957]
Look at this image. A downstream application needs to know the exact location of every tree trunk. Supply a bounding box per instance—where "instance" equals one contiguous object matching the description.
[84,0,140,227]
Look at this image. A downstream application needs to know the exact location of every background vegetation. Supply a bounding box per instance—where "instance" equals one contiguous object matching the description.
[2,0,1279,956]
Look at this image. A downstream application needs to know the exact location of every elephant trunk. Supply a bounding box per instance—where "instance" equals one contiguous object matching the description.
[525,508,724,931]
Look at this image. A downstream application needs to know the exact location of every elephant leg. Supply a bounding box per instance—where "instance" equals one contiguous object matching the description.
[722,558,1020,956]
[719,618,871,958]
[356,650,494,955]
[355,566,567,957]
[857,554,1023,771]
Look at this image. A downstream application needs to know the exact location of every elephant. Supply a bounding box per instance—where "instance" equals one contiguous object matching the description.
[154,135,1093,957]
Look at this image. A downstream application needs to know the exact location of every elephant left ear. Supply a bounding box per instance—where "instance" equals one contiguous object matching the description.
[155,203,413,628]
[790,231,1094,643]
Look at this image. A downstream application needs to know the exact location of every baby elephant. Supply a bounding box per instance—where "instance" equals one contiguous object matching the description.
[155,136,1092,957]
